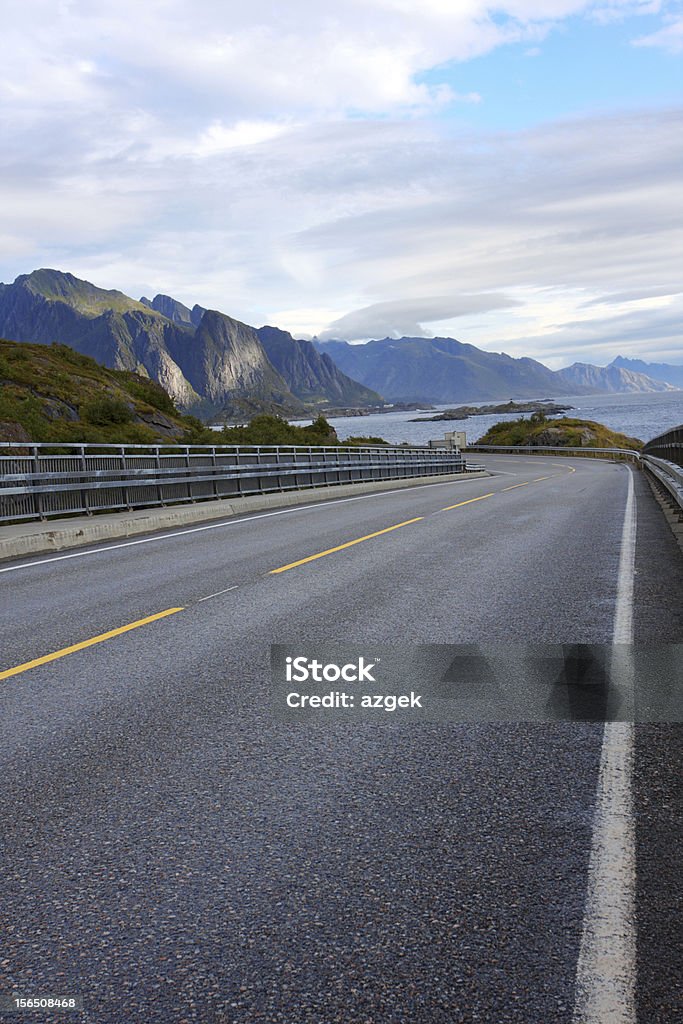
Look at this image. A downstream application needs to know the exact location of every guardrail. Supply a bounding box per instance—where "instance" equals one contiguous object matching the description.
[642,424,683,466]
[0,441,465,524]
[465,443,642,461]
[640,456,683,518]
[466,435,683,516]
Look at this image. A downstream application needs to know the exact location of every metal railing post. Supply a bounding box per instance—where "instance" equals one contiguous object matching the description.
[121,446,132,510]
[155,446,165,506]
[32,445,45,521]
[185,446,195,502]
[80,444,92,515]
[211,447,218,498]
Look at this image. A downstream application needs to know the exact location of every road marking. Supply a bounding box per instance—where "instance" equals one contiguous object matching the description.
[198,585,238,602]
[0,479,486,577]
[573,466,636,1024]
[532,475,551,482]
[613,467,636,645]
[269,517,423,574]
[501,482,531,491]
[0,607,184,682]
[440,493,495,511]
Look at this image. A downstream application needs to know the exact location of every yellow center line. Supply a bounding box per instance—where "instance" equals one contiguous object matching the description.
[532,476,551,482]
[501,481,531,491]
[440,492,495,512]
[0,607,184,682]
[270,517,424,574]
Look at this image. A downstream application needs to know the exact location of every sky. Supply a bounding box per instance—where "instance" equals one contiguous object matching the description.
[1,0,682,369]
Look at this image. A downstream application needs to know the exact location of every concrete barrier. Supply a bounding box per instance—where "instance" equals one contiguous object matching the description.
[0,470,488,563]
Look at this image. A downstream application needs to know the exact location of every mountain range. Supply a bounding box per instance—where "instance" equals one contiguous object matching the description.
[0,269,679,416]
[610,355,683,389]
[314,337,676,403]
[0,270,380,419]
[557,360,678,394]
[256,325,379,408]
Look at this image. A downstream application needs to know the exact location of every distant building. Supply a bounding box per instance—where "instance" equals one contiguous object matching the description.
[428,430,466,450]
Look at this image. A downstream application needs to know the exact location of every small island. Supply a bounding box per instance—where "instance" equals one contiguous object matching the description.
[323,401,435,417]
[410,400,573,422]
[476,413,642,450]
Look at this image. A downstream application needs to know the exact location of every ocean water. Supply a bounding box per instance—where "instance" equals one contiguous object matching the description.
[318,391,683,447]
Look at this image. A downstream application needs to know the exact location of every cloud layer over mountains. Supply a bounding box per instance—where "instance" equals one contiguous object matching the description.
[1,1,681,366]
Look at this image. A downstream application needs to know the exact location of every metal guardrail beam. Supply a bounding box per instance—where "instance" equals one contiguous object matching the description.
[641,455,683,514]
[466,434,683,515]
[641,454,683,487]
[0,441,465,523]
[465,443,642,460]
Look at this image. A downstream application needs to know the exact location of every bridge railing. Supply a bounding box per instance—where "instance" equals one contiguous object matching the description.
[640,426,683,515]
[0,441,465,523]
[641,425,683,466]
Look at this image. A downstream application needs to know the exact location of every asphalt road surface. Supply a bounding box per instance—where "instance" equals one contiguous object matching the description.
[0,454,681,1023]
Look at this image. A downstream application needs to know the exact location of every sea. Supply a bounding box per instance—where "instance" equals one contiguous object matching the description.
[309,391,683,447]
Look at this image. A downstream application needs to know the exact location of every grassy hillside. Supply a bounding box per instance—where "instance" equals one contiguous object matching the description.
[0,339,391,448]
[477,413,642,450]
[0,337,200,444]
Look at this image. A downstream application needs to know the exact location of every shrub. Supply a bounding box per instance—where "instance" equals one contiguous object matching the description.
[217,414,339,446]
[80,396,133,426]
[50,344,96,369]
[118,373,178,416]
[343,435,389,446]
[180,416,215,444]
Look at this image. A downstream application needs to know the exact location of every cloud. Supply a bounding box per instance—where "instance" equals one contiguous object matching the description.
[192,120,291,157]
[579,286,683,307]
[0,0,680,363]
[1,105,680,360]
[0,1,496,125]
[633,15,683,52]
[591,1,664,25]
[288,108,683,322]
[318,294,521,340]
[0,1,666,124]
[504,298,683,368]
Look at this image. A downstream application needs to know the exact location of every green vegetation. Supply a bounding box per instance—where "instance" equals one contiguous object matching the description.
[23,269,154,318]
[0,339,392,448]
[343,435,389,446]
[119,373,178,416]
[0,338,196,444]
[215,414,338,446]
[210,415,389,447]
[477,413,642,450]
[81,397,133,426]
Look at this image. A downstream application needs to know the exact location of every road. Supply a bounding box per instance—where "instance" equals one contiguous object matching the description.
[0,454,681,1023]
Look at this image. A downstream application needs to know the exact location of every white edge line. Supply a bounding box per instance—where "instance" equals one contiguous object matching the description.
[613,466,636,645]
[573,466,636,1024]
